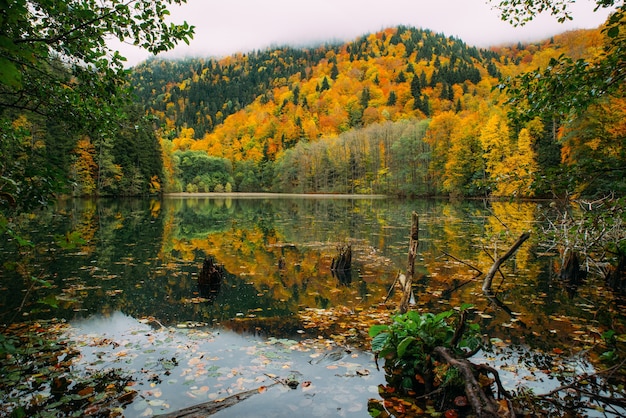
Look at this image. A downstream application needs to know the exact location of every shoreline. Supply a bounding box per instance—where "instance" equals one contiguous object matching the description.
[163,192,388,199]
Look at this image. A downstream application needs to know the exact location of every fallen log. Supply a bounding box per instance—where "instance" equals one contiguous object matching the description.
[482,232,530,294]
[154,383,278,418]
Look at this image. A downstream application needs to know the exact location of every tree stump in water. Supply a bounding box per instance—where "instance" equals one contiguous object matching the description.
[198,256,223,300]
[606,251,625,292]
[331,244,352,285]
[559,250,587,285]
[399,211,419,314]
[331,244,352,271]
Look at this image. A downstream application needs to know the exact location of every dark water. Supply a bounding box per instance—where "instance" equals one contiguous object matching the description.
[1,196,623,416]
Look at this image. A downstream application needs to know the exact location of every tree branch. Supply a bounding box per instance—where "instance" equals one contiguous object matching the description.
[482,232,531,293]
[433,346,500,418]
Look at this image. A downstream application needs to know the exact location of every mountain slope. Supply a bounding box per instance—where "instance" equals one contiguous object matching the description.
[130,25,618,198]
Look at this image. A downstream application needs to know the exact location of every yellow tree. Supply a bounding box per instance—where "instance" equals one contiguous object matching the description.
[424,111,459,193]
[442,112,482,196]
[495,126,538,197]
[479,112,512,194]
[70,137,98,196]
[172,127,195,151]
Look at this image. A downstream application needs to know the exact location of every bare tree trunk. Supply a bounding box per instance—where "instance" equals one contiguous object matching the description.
[399,211,419,313]
[482,232,530,293]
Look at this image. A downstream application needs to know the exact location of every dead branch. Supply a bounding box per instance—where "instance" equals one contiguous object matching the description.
[441,250,483,275]
[154,382,279,417]
[482,232,531,294]
[399,211,419,314]
[536,359,626,409]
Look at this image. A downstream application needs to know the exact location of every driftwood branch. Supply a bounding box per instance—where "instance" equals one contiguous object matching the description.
[154,383,279,417]
[399,211,419,313]
[482,232,531,293]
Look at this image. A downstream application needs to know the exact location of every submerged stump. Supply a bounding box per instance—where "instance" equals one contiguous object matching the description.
[198,256,223,300]
[331,244,352,285]
[331,244,352,272]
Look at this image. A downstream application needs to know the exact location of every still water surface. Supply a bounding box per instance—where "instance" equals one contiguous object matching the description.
[1,195,623,416]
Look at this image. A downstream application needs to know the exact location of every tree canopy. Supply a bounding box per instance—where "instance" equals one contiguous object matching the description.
[0,0,194,208]
[0,0,193,118]
[491,0,625,120]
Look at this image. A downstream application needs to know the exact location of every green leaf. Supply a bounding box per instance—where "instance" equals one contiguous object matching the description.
[31,277,53,288]
[397,336,417,358]
[433,310,453,322]
[37,295,59,309]
[368,324,389,337]
[13,234,34,248]
[0,57,22,89]
[602,330,616,343]
[370,332,390,353]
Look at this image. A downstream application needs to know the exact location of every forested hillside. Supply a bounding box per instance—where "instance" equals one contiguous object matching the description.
[130,25,624,198]
[4,22,620,201]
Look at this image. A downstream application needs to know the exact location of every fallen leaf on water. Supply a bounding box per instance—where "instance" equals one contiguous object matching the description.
[78,386,94,397]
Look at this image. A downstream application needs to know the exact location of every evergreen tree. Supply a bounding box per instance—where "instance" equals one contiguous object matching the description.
[320,76,331,92]
[411,75,422,99]
[330,64,339,80]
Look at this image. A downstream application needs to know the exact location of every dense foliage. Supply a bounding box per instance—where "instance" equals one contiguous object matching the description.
[131,22,624,198]
[369,306,481,391]
[0,0,193,207]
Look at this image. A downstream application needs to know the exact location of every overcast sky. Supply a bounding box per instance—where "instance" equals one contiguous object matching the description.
[116,0,613,66]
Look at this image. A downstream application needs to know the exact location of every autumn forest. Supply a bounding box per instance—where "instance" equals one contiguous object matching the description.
[2,1,626,415]
[130,26,615,198]
[9,24,624,201]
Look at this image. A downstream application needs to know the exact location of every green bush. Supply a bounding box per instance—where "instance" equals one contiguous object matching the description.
[369,305,481,392]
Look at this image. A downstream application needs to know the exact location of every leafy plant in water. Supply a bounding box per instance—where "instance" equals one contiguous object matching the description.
[369,304,481,393]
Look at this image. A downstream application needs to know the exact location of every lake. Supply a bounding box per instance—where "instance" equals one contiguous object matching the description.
[1,195,624,416]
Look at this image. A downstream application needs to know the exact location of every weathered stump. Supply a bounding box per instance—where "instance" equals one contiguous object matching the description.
[559,250,587,285]
[331,244,352,271]
[331,244,352,285]
[198,256,223,300]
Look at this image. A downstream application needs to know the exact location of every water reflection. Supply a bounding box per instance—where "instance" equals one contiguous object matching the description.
[2,196,626,415]
[67,310,386,418]
[1,196,623,350]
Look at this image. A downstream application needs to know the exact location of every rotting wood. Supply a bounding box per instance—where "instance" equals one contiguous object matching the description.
[198,256,222,286]
[399,211,419,314]
[154,382,279,418]
[482,231,530,294]
[559,249,587,284]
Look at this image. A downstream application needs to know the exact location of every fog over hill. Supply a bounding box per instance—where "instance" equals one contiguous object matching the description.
[115,0,612,66]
